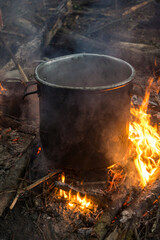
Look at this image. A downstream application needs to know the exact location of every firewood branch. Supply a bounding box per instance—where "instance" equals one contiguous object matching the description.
[10,170,61,210]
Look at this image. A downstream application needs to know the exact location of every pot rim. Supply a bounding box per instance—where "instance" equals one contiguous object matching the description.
[35,53,136,91]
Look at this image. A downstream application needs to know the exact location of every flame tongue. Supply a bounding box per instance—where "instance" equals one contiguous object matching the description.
[129,77,160,187]
[58,173,92,210]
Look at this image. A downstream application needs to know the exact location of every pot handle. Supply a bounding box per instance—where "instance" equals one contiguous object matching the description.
[23,81,38,99]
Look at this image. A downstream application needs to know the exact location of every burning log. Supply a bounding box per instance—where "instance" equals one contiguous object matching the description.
[54,180,106,206]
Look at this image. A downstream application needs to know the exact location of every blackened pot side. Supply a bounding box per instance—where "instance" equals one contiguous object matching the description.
[35,53,135,170]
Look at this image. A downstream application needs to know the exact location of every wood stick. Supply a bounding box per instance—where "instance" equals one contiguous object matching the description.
[55,180,109,207]
[0,36,29,83]
[10,170,61,210]
[55,180,105,197]
[0,30,25,37]
[122,0,154,16]
[21,170,61,193]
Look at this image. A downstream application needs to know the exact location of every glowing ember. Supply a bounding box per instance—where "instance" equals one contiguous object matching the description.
[107,163,125,192]
[37,147,41,155]
[12,138,19,143]
[129,77,160,187]
[57,173,92,210]
[0,83,7,94]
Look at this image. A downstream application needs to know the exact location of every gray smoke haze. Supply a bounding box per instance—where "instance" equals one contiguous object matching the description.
[1,0,158,182]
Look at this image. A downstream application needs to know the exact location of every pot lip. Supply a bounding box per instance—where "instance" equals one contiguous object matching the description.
[35,53,136,91]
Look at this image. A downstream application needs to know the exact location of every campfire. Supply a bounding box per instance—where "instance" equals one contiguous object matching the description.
[1,60,160,240]
[1,0,160,239]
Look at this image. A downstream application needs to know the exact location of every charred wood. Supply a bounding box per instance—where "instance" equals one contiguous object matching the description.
[57,28,110,52]
[57,28,160,68]
[44,0,72,46]
[90,180,133,240]
[120,170,160,223]
[101,170,160,240]
[55,180,107,206]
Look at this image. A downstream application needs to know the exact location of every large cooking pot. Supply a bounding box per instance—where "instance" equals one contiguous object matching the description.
[25,53,135,170]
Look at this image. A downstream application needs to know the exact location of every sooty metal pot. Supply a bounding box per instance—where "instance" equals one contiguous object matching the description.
[26,53,135,170]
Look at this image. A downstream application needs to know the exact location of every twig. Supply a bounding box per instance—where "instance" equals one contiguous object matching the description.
[122,0,154,16]
[55,181,104,198]
[0,30,24,37]
[10,170,61,210]
[134,225,141,240]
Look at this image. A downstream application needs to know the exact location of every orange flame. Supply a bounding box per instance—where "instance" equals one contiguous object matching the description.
[129,77,160,187]
[57,173,92,210]
[0,83,7,94]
